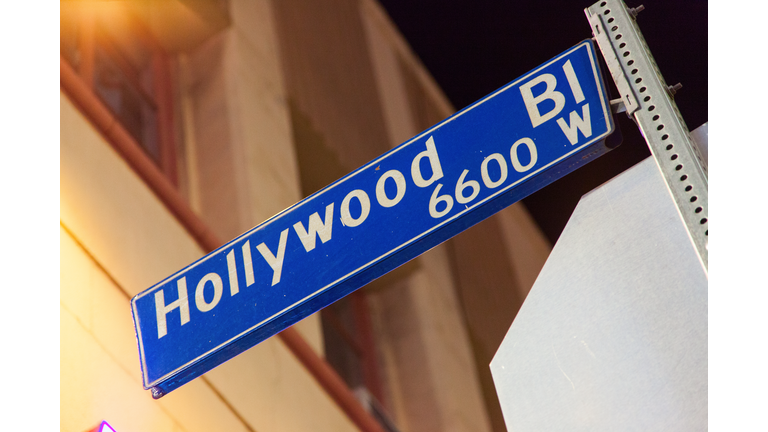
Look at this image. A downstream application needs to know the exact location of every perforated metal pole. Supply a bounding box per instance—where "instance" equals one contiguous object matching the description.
[585,0,708,272]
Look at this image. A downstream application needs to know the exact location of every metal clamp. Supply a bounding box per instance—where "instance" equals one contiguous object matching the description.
[586,0,708,272]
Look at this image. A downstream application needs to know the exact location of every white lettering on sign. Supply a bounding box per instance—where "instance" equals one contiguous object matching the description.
[155,277,190,338]
[520,74,565,128]
[226,250,240,296]
[429,183,454,218]
[341,189,371,227]
[257,228,289,286]
[521,61,594,145]
[195,273,223,312]
[557,104,592,144]
[376,170,407,208]
[411,136,444,187]
[421,134,542,219]
[455,170,480,204]
[510,138,538,173]
[562,60,585,103]
[242,240,255,287]
[481,154,508,188]
[294,203,335,252]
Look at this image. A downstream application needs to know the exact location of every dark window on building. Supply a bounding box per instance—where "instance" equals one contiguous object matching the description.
[92,30,160,163]
[321,291,385,409]
[322,296,366,389]
[60,4,177,183]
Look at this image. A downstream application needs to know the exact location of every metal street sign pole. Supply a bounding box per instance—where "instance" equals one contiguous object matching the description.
[132,40,616,398]
[490,6,709,428]
[586,0,709,271]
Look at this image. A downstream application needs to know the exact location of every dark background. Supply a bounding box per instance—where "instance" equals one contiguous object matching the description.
[377,0,708,243]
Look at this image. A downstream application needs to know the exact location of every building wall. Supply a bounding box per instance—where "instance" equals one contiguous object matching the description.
[360,3,551,431]
[60,1,552,431]
[61,93,355,432]
[177,0,325,352]
[360,3,493,431]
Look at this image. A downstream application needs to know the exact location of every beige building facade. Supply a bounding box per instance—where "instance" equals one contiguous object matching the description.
[61,1,551,431]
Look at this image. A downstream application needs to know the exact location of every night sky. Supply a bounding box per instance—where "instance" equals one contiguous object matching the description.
[377,0,708,243]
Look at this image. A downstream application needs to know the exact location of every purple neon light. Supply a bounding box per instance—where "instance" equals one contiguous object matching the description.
[97,421,116,432]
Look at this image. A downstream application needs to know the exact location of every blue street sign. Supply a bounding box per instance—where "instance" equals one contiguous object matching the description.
[132,40,614,397]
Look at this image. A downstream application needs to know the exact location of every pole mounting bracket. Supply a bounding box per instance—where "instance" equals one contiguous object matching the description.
[586,0,708,272]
